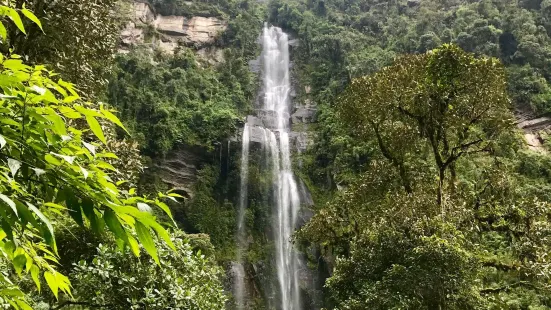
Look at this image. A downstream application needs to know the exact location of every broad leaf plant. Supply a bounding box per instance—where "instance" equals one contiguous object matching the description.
[0,4,179,308]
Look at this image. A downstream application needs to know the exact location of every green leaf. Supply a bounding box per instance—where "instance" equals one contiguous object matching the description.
[135,221,159,265]
[82,198,103,234]
[97,152,118,159]
[65,189,83,226]
[15,201,38,227]
[85,115,106,144]
[27,203,56,253]
[167,192,186,199]
[45,154,62,166]
[104,209,127,242]
[0,22,6,41]
[0,118,21,128]
[0,288,24,297]
[100,107,128,134]
[62,95,79,103]
[127,234,140,257]
[21,8,43,31]
[58,106,81,119]
[44,271,58,299]
[55,271,72,298]
[15,300,33,310]
[30,265,40,292]
[1,220,13,241]
[138,217,176,251]
[6,8,25,34]
[96,161,116,171]
[13,254,26,276]
[73,105,102,117]
[44,202,67,210]
[45,109,67,136]
[0,194,18,217]
[155,200,174,221]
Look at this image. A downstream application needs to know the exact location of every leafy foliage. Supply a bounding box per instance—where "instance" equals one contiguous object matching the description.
[0,6,178,307]
[60,229,226,309]
[5,0,122,99]
[271,0,551,191]
[339,44,512,204]
[108,48,252,156]
[300,46,551,309]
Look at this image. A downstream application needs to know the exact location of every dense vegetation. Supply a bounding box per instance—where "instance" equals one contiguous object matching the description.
[109,0,263,156]
[108,49,244,156]
[268,0,551,187]
[264,0,551,308]
[2,0,551,309]
[106,0,269,266]
[0,1,228,308]
[301,44,551,309]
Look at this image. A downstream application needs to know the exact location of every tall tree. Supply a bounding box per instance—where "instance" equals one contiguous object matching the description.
[338,44,512,206]
[301,45,551,309]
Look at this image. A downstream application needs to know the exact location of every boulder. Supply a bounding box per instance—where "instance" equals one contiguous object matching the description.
[517,116,551,131]
[246,115,264,128]
[133,1,155,24]
[291,105,317,124]
[158,40,179,54]
[525,133,546,153]
[196,47,225,65]
[249,125,268,144]
[290,131,313,153]
[120,23,144,46]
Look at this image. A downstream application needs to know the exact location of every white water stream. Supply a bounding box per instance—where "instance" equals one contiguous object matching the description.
[236,25,301,310]
[262,25,302,310]
[235,123,250,309]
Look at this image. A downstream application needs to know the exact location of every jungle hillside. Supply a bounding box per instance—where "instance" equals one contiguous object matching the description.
[0,0,550,309]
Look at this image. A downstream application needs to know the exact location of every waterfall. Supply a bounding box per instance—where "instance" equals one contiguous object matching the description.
[236,25,301,310]
[263,25,302,310]
[235,123,250,310]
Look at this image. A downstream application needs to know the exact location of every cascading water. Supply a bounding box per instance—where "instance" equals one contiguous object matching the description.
[236,25,302,310]
[235,123,250,310]
[262,25,302,310]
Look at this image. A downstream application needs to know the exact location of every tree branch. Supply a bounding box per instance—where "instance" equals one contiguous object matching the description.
[371,121,412,193]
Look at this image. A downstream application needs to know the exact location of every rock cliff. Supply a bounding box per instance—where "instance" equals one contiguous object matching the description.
[120,1,227,55]
[120,1,229,198]
[516,108,551,153]
[154,145,205,199]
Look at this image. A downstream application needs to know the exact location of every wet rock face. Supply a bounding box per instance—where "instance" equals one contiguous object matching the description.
[120,2,227,54]
[154,145,206,198]
[292,104,318,124]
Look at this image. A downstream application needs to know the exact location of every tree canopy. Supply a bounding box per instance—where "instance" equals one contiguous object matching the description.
[300,44,551,309]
